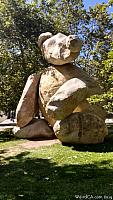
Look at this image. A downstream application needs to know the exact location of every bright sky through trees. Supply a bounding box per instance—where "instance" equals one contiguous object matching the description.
[26,0,113,12]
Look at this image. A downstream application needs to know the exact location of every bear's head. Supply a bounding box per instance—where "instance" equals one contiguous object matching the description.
[38,32,82,65]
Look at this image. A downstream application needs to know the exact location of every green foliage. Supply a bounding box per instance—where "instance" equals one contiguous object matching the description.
[88,91,113,112]
[86,2,113,112]
[89,41,113,112]
[38,0,84,34]
[109,0,113,5]
[0,0,55,112]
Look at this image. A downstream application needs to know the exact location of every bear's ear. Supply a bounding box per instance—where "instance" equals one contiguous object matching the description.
[38,32,53,48]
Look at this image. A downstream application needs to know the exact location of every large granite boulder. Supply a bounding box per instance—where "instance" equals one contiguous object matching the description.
[53,113,108,144]
[74,100,107,121]
[14,118,54,139]
[46,78,88,121]
[38,63,102,126]
[38,32,82,65]
[16,74,40,128]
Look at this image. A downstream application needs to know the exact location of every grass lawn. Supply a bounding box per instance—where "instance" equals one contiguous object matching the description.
[0,130,26,149]
[0,127,113,200]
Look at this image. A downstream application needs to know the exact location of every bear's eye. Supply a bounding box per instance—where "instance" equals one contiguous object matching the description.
[69,36,73,39]
[58,43,62,47]
[48,39,56,46]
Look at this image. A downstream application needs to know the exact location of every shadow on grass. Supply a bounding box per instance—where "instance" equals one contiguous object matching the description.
[0,130,15,142]
[62,135,113,153]
[0,130,57,143]
[63,126,113,153]
[1,127,113,153]
[70,142,113,153]
[0,152,113,200]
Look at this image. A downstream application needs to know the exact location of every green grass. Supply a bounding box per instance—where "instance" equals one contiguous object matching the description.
[0,128,113,200]
[0,130,26,149]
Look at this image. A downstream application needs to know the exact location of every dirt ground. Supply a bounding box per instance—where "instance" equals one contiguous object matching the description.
[0,139,61,159]
[19,139,61,149]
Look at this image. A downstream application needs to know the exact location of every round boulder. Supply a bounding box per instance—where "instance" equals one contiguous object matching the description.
[53,113,108,144]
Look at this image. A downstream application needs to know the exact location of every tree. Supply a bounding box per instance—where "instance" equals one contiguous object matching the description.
[89,41,113,112]
[87,2,113,112]
[0,0,55,112]
[37,0,84,33]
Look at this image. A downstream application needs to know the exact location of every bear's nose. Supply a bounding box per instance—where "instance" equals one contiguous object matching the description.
[66,35,82,52]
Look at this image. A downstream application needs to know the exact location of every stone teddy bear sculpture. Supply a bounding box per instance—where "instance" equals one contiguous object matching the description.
[14,32,108,144]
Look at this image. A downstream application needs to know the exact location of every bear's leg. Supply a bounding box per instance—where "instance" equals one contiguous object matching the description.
[73,100,107,121]
[14,118,55,139]
[16,73,41,128]
[53,113,108,144]
[46,78,88,121]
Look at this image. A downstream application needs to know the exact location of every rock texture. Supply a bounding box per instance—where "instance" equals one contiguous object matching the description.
[74,100,107,121]
[46,78,88,121]
[38,32,53,49]
[53,113,108,144]
[40,33,82,65]
[16,74,40,128]
[38,63,102,126]
[14,119,54,139]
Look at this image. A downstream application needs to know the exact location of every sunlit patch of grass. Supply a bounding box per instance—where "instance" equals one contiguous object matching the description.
[0,132,113,200]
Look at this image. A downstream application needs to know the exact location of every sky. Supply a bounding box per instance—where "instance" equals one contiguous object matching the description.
[83,0,108,9]
[83,0,113,12]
